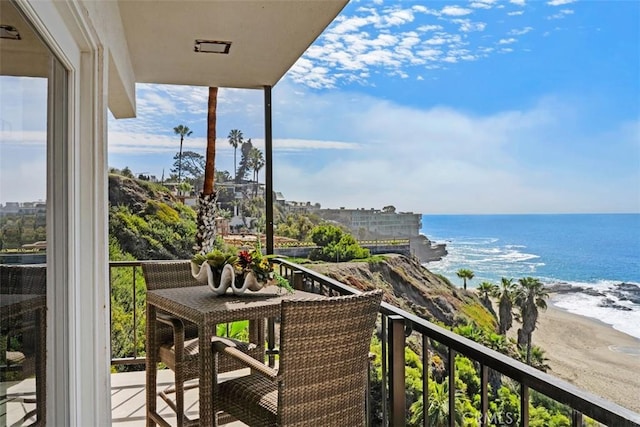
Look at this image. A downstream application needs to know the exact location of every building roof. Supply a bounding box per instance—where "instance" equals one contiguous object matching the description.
[118,0,348,89]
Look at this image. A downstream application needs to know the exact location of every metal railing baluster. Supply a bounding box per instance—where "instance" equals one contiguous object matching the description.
[448,348,456,427]
[107,259,640,427]
[381,314,388,426]
[422,334,429,427]
[388,315,406,426]
[480,363,489,427]
[521,383,529,427]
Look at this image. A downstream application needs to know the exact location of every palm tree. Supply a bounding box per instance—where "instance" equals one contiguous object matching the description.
[247,147,265,196]
[528,345,551,372]
[177,181,192,197]
[173,124,192,183]
[476,281,496,310]
[227,129,244,182]
[515,277,549,364]
[195,87,218,254]
[426,381,449,427]
[454,323,484,343]
[493,277,516,335]
[425,380,465,427]
[456,268,474,290]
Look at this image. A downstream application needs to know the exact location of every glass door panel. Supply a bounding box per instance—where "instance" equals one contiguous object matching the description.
[1,2,66,425]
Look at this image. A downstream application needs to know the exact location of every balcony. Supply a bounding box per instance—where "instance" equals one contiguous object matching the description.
[102,260,639,426]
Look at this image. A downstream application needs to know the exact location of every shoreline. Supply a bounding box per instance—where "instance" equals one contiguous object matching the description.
[530,299,640,413]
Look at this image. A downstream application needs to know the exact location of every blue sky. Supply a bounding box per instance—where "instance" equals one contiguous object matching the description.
[2,0,639,214]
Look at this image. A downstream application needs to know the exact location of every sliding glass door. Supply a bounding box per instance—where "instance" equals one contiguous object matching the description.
[0,2,67,425]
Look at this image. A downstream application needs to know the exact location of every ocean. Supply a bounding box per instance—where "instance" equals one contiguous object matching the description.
[421,214,640,339]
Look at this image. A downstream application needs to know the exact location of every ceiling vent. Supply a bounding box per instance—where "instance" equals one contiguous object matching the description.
[0,25,21,40]
[194,40,231,54]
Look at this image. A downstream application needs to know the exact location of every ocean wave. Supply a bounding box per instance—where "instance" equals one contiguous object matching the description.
[552,293,640,340]
[445,237,500,246]
[496,251,540,262]
[474,248,503,255]
[542,278,640,290]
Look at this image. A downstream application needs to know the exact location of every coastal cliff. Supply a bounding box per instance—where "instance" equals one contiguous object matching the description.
[410,234,447,263]
[308,254,495,329]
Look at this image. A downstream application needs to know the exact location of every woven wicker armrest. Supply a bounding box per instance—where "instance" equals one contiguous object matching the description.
[212,337,277,380]
[156,313,185,331]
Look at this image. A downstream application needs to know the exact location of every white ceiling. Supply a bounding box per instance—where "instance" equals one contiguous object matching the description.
[0,1,50,78]
[118,0,348,89]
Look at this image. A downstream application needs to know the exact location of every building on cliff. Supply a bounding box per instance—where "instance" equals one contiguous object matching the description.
[317,207,422,238]
[281,197,421,238]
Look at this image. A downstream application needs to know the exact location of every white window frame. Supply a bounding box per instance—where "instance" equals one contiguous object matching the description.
[13,1,111,425]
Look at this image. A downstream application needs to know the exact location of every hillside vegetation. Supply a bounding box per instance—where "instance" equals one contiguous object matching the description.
[310,254,495,329]
[109,174,197,259]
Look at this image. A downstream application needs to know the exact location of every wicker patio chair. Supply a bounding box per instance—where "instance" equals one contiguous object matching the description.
[0,264,47,423]
[212,289,383,427]
[0,264,47,295]
[0,264,47,377]
[142,261,264,427]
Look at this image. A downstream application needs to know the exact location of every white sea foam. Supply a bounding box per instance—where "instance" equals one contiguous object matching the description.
[422,215,640,341]
[496,251,540,262]
[552,293,640,340]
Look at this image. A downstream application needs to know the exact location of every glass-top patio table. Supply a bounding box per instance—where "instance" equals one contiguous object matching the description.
[145,285,323,427]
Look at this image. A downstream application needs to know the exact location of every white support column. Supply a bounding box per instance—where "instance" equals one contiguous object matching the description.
[72,46,111,427]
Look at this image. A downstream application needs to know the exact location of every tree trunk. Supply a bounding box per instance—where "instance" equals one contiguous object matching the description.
[178,135,184,182]
[498,296,513,335]
[195,87,218,254]
[203,87,217,195]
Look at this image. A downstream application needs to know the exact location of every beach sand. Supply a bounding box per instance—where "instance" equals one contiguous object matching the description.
[528,300,640,413]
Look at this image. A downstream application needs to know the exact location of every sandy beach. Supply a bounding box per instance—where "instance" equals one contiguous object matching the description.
[528,300,640,414]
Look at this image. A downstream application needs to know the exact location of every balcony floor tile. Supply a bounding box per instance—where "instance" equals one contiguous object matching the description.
[111,369,248,426]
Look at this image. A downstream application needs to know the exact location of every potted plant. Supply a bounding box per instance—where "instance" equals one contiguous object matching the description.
[191,243,292,295]
[235,245,293,293]
[191,249,238,294]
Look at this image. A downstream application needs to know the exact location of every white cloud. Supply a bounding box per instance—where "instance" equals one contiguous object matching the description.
[380,8,415,27]
[470,0,495,10]
[548,9,575,19]
[0,130,46,147]
[282,2,582,88]
[498,38,518,45]
[440,5,473,16]
[5,76,625,213]
[547,0,576,6]
[417,25,444,32]
[509,26,533,35]
[425,33,463,46]
[452,19,487,32]
[263,84,639,213]
[108,132,360,155]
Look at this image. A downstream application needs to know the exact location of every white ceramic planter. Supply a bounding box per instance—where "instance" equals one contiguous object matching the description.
[244,271,267,292]
[190,261,209,285]
[207,263,234,295]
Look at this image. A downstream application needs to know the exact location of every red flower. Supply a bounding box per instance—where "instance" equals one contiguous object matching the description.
[238,250,252,269]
